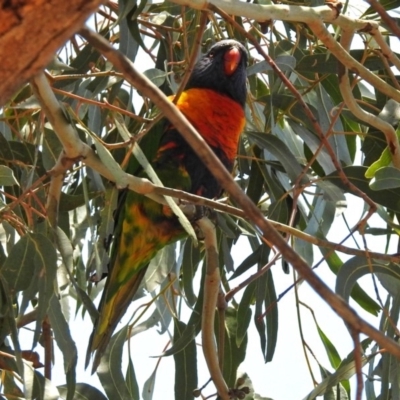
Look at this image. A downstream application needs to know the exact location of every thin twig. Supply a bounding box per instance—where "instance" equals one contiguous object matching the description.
[351,328,364,400]
[217,288,227,371]
[42,318,52,380]
[225,252,279,303]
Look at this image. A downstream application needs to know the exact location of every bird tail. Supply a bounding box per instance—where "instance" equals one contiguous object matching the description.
[86,266,148,373]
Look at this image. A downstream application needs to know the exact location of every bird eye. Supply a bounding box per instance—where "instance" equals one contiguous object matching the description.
[208,51,215,58]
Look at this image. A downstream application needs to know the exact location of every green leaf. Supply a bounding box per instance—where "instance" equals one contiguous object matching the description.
[1,234,37,293]
[326,166,400,213]
[316,325,341,369]
[156,322,196,358]
[126,356,140,400]
[0,132,14,161]
[236,282,255,347]
[31,233,58,347]
[143,69,167,88]
[377,269,400,297]
[92,186,117,281]
[246,131,309,184]
[336,256,400,303]
[303,354,374,400]
[0,279,21,370]
[48,295,77,400]
[42,127,63,170]
[23,361,60,400]
[320,248,380,316]
[92,136,127,183]
[8,141,37,166]
[264,269,278,362]
[173,320,198,400]
[246,148,265,204]
[247,55,296,76]
[0,165,18,186]
[97,326,133,400]
[362,130,387,168]
[124,7,146,50]
[365,146,392,179]
[296,53,385,74]
[119,17,139,62]
[370,166,400,190]
[363,0,400,16]
[254,269,267,361]
[58,383,108,400]
[55,227,98,320]
[181,239,202,306]
[319,366,348,400]
[230,245,263,280]
[222,307,248,388]
[289,121,335,174]
[142,368,157,400]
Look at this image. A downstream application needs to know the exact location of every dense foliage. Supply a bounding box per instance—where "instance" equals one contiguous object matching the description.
[1,0,400,399]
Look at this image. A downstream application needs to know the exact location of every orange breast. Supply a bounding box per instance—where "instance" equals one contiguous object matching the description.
[173,88,245,161]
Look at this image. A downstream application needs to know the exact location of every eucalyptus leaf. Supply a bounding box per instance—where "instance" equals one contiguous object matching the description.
[143,69,167,88]
[370,166,400,190]
[246,131,309,185]
[302,354,373,400]
[173,320,197,400]
[0,165,19,186]
[48,295,77,400]
[58,383,108,400]
[97,326,133,400]
[336,256,400,303]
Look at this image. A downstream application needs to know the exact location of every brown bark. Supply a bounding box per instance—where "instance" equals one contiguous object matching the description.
[0,0,106,106]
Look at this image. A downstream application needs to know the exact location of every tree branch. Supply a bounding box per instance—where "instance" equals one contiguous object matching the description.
[0,0,107,106]
[31,73,162,204]
[197,217,230,400]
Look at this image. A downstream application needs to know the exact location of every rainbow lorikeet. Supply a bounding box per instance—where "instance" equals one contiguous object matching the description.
[87,39,248,371]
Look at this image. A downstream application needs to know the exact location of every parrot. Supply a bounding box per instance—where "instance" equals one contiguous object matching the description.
[87,39,248,372]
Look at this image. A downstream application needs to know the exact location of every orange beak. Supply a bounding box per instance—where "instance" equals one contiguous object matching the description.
[223,47,241,76]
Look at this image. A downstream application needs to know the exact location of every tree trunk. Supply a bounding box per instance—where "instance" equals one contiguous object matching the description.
[0,0,106,106]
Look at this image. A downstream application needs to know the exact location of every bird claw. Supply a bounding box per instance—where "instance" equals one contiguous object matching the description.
[192,205,216,222]
[192,206,218,241]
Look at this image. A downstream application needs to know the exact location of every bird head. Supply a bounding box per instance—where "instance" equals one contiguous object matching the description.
[185,40,248,108]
